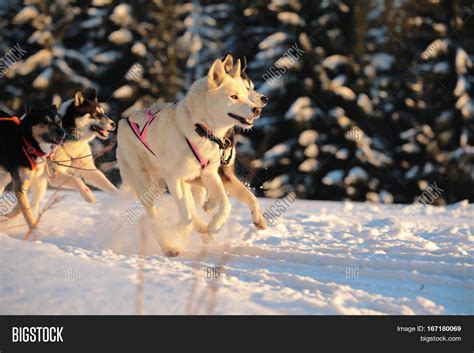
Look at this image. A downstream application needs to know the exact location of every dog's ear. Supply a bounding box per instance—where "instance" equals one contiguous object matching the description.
[87,89,98,102]
[74,90,85,107]
[23,102,31,115]
[222,52,234,73]
[208,59,227,88]
[229,59,241,78]
[241,55,247,72]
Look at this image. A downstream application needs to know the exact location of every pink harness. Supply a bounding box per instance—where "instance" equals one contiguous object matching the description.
[127,107,209,169]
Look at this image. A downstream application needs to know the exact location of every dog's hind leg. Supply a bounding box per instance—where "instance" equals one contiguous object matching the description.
[116,148,137,195]
[117,151,181,256]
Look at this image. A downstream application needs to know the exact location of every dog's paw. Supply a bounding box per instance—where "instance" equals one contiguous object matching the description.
[252,211,267,230]
[164,249,180,257]
[200,232,216,244]
[193,219,208,234]
[208,219,224,235]
[83,188,97,204]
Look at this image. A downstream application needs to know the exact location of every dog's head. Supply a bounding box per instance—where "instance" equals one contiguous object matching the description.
[206,58,263,129]
[221,53,268,109]
[60,89,116,141]
[23,105,65,145]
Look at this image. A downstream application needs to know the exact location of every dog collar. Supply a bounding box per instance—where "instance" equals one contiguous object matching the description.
[64,128,81,141]
[194,123,233,165]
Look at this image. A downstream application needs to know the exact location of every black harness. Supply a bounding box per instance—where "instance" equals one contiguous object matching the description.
[194,123,234,165]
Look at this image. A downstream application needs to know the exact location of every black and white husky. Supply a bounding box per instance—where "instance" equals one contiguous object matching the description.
[29,89,118,212]
[0,105,65,229]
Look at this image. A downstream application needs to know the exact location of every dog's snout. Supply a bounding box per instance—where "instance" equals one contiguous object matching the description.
[55,126,66,142]
[252,107,262,116]
[261,95,268,105]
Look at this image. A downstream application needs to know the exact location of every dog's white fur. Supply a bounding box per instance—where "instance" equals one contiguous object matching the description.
[117,59,260,256]
[189,54,268,229]
[29,95,118,214]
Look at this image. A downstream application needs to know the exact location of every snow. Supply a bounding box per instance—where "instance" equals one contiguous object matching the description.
[113,85,134,99]
[357,93,373,114]
[345,167,368,184]
[455,48,471,75]
[108,29,133,45]
[1,191,471,315]
[131,42,147,57]
[110,4,133,26]
[277,12,305,26]
[261,142,291,164]
[259,32,289,50]
[299,158,317,172]
[322,55,348,71]
[322,170,344,185]
[298,130,318,146]
[371,53,395,72]
[332,86,357,101]
[303,144,318,158]
[285,97,315,121]
[13,6,38,24]
[433,61,450,74]
[421,39,449,61]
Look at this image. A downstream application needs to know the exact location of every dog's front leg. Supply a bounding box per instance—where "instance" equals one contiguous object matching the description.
[79,169,118,193]
[166,178,193,238]
[30,174,48,216]
[11,170,36,230]
[183,182,207,234]
[201,170,231,239]
[222,173,267,229]
[49,173,97,204]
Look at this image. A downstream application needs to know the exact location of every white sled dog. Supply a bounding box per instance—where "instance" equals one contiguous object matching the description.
[117,57,263,256]
[29,90,118,214]
[188,53,268,229]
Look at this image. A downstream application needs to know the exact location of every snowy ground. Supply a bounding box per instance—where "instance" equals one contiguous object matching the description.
[0,191,472,315]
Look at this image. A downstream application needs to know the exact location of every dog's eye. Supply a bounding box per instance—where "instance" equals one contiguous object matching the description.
[230,95,239,100]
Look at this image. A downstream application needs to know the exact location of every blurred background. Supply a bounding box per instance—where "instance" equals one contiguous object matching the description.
[0,0,473,204]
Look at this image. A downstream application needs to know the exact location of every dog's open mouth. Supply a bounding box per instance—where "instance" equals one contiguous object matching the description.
[42,134,64,145]
[228,113,254,126]
[91,125,110,138]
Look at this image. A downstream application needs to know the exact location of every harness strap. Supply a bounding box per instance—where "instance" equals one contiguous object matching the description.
[21,138,46,171]
[128,108,159,156]
[185,138,209,169]
[127,106,216,169]
[0,116,21,125]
